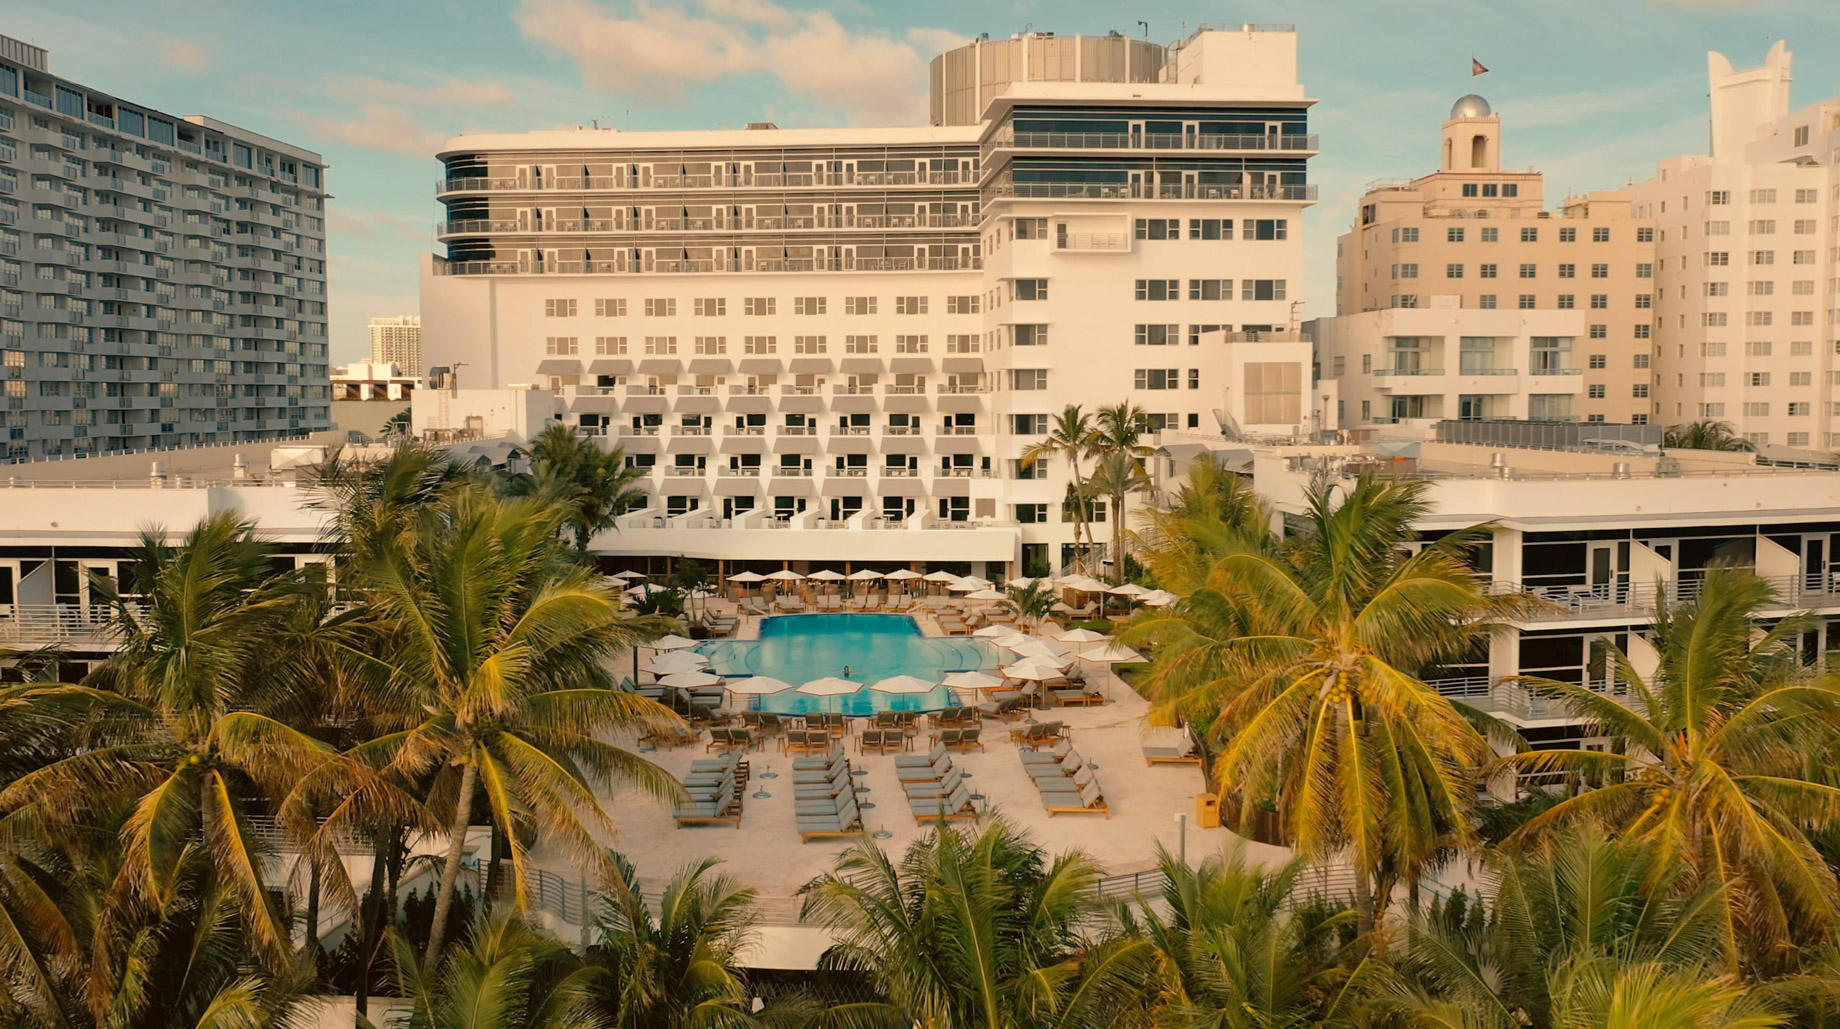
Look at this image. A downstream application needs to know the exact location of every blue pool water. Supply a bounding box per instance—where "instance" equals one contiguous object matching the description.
[694,614,998,715]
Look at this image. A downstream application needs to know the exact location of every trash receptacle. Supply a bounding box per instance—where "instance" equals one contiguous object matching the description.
[1195,792,1221,829]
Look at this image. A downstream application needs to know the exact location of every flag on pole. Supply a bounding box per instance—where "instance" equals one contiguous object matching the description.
[1472,57,1489,76]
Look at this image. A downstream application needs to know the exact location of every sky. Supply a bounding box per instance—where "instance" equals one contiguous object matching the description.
[10,0,1840,363]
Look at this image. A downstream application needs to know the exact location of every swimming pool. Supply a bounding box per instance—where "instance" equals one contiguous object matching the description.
[694,614,999,715]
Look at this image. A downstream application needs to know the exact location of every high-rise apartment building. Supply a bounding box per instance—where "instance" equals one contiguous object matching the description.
[0,34,331,462]
[422,26,1322,574]
[1630,43,1840,451]
[1319,96,1656,428]
[368,315,421,372]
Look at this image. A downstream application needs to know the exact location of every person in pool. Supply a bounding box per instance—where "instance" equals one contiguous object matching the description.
[842,665,852,678]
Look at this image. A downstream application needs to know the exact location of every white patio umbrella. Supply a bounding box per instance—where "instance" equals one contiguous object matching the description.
[727,675,795,696]
[1056,627,1109,645]
[1108,583,1150,597]
[658,670,722,689]
[798,675,863,714]
[992,632,1034,650]
[1010,641,1072,666]
[971,624,1013,638]
[999,658,1068,681]
[764,569,805,582]
[650,634,700,651]
[807,569,846,581]
[883,569,923,580]
[964,588,1007,601]
[946,579,982,592]
[613,570,647,580]
[1080,642,1144,699]
[942,670,1004,690]
[921,570,961,582]
[848,568,884,580]
[644,651,711,675]
[868,675,937,696]
[727,570,767,583]
[1005,577,1041,589]
[1142,589,1178,607]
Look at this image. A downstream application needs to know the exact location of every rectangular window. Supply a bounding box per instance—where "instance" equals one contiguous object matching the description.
[1519,294,1537,309]
[946,295,979,314]
[1590,263,1608,278]
[693,297,725,316]
[793,335,826,353]
[1590,324,1607,339]
[1635,294,1652,308]
[1632,383,1649,398]
[1478,294,1496,309]
[1560,227,1577,242]
[844,335,877,353]
[1188,218,1232,239]
[1011,369,1047,390]
[1519,263,1537,279]
[544,336,578,355]
[1788,403,1810,417]
[643,335,677,354]
[896,295,928,314]
[1446,263,1464,279]
[1557,294,1575,309]
[1447,227,1465,242]
[743,297,775,315]
[1134,218,1179,240]
[1636,263,1653,278]
[1558,263,1576,278]
[895,334,928,353]
[1134,324,1178,346]
[1589,354,1607,369]
[1591,294,1608,309]
[1478,263,1497,278]
[1242,218,1288,240]
[1011,414,1048,435]
[594,298,626,316]
[693,335,726,354]
[743,335,776,353]
[1521,227,1539,242]
[1750,250,1775,265]
[594,336,627,354]
[544,298,577,317]
[1240,280,1287,301]
[1014,503,1048,524]
[795,296,826,315]
[644,298,676,316]
[1481,228,1498,242]
[845,296,876,315]
[1013,324,1049,347]
[1132,368,1180,390]
[1188,279,1231,300]
[1135,279,1179,300]
[1588,384,1606,399]
[1187,324,1225,346]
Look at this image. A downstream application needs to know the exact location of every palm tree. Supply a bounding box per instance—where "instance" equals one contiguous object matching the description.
[1083,451,1151,584]
[799,821,1149,1029]
[393,913,603,1029]
[1003,580,1059,634]
[1128,846,1379,1028]
[1499,568,1840,973]
[1120,475,1536,931]
[0,515,335,967]
[590,854,786,1028]
[350,484,680,966]
[521,423,649,553]
[1664,420,1755,452]
[1389,827,1783,1029]
[1094,402,1154,469]
[1133,455,1270,594]
[1020,405,1101,574]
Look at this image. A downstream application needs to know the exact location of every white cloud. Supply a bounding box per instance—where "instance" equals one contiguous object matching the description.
[290,104,451,158]
[514,0,961,124]
[154,33,213,76]
[329,75,518,107]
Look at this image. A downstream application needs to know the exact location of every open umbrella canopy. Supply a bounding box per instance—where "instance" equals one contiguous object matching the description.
[726,675,796,696]
[658,670,722,689]
[1108,583,1150,597]
[946,579,982,592]
[1142,589,1178,607]
[764,569,805,582]
[847,568,884,581]
[921,570,962,583]
[883,569,924,581]
[1000,659,1069,681]
[964,588,1007,601]
[798,676,863,698]
[992,632,1034,650]
[1011,641,1072,666]
[727,570,767,583]
[613,570,647,580]
[1084,643,1144,663]
[807,569,847,581]
[942,670,1005,690]
[650,634,700,651]
[1062,576,1109,593]
[644,651,711,675]
[971,625,1014,638]
[1056,627,1110,644]
[1006,577,1042,589]
[868,675,937,696]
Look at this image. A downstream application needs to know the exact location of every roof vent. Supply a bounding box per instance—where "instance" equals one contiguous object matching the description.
[745,122,779,131]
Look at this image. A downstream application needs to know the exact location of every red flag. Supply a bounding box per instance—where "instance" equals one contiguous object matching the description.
[1472,57,1489,76]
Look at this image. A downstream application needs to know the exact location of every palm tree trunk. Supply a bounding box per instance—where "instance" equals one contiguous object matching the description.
[1354,866,1377,938]
[305,860,321,960]
[1112,489,1126,581]
[355,831,390,1021]
[424,759,479,967]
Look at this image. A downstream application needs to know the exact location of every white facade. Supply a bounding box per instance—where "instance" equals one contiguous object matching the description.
[1312,297,1585,429]
[1631,41,1840,450]
[420,27,1319,575]
[368,315,422,374]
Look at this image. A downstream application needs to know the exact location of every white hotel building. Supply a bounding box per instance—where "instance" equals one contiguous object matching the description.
[419,26,1326,575]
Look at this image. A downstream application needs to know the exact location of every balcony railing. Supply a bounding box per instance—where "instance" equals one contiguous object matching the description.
[989,130,1319,153]
[1487,571,1840,621]
[988,182,1317,202]
[0,603,129,646]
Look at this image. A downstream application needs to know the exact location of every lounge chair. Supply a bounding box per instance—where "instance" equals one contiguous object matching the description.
[797,799,864,842]
[941,726,983,753]
[783,730,832,755]
[796,791,854,816]
[792,745,844,770]
[743,597,771,616]
[1010,720,1062,746]
[689,751,742,774]
[775,595,806,613]
[1052,683,1106,707]
[1044,781,1108,818]
[674,784,742,827]
[902,769,964,800]
[975,696,1027,721]
[1143,739,1203,766]
[1029,753,1085,780]
[1019,739,1074,765]
[1036,766,1097,796]
[910,784,978,823]
[897,743,948,769]
[895,755,954,783]
[793,754,849,783]
[705,727,756,752]
[794,765,852,799]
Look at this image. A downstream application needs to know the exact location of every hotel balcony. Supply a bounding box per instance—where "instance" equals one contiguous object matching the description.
[433,169,976,197]
[0,603,125,649]
[985,181,1316,203]
[982,129,1319,159]
[607,506,1018,562]
[1487,570,1840,624]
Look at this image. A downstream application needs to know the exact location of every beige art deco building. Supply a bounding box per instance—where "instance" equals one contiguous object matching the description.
[1323,95,1656,428]
[1629,42,1840,452]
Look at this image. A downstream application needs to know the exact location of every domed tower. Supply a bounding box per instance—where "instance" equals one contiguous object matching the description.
[1441,93,1500,172]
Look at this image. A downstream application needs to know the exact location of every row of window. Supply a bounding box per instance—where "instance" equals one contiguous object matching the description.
[1697,341,1832,357]
[1699,311,1817,326]
[1133,278,1288,301]
[1389,225,1650,244]
[546,333,970,355]
[1002,369,1203,391]
[542,295,977,317]
[1703,280,1820,296]
[1695,372,1819,387]
[1134,218,1290,241]
[1706,189,1821,205]
[1438,263,1648,283]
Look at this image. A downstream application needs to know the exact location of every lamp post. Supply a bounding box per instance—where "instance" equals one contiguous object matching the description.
[1174,811,1188,867]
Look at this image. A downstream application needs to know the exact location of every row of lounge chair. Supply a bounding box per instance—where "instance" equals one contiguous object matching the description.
[897,745,979,822]
[794,749,865,842]
[1021,741,1109,817]
[674,751,748,827]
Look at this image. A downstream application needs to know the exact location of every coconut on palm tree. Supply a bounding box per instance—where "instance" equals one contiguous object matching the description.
[1019,405,1102,573]
[348,484,680,966]
[1121,475,1538,931]
[1500,568,1840,973]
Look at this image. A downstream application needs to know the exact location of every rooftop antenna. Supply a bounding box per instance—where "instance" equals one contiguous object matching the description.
[1138,20,1149,38]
